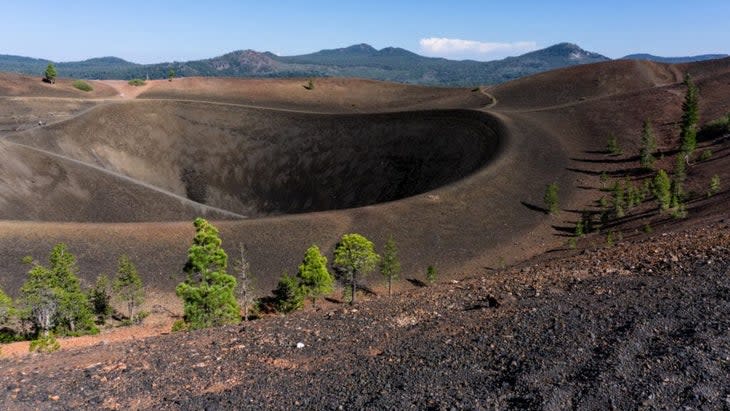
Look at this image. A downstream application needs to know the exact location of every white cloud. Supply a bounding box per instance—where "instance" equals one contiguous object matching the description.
[419,37,537,58]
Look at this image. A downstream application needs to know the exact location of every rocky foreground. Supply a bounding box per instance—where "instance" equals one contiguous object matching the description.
[1,220,729,410]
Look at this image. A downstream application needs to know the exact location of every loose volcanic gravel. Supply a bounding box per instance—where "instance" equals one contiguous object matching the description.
[1,222,729,410]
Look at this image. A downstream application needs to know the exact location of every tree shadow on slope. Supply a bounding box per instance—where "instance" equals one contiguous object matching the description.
[407,278,428,288]
[521,201,548,214]
[567,167,648,178]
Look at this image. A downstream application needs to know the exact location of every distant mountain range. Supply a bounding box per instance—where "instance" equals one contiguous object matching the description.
[0,43,726,86]
[621,53,729,64]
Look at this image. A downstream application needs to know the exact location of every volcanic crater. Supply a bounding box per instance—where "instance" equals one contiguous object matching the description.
[13,101,503,219]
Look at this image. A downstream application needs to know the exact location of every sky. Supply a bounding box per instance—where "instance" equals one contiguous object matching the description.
[2,1,729,63]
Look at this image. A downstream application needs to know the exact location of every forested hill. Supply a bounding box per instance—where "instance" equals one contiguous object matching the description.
[1,43,723,86]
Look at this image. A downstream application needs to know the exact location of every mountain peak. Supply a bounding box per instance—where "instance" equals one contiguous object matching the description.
[344,43,377,52]
[524,43,608,61]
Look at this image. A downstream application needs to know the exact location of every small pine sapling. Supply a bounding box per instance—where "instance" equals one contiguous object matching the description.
[544,183,559,214]
[708,175,721,197]
[607,134,622,155]
[426,265,437,285]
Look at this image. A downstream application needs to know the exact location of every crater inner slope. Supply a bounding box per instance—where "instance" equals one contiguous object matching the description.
[10,100,502,219]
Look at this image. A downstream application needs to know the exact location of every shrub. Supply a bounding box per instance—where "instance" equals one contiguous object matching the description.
[606,231,615,247]
[128,78,146,86]
[72,80,93,92]
[671,204,687,219]
[699,149,713,162]
[699,113,730,139]
[29,333,60,353]
[171,320,187,332]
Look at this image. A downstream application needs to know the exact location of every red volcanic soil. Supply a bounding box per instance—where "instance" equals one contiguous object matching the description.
[0,59,728,408]
[0,73,117,98]
[137,76,492,112]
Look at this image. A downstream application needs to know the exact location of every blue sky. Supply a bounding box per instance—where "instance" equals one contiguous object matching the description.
[2,1,729,63]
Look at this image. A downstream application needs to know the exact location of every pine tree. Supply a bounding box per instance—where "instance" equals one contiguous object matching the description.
[544,183,559,214]
[44,63,57,84]
[639,120,657,169]
[653,170,672,211]
[333,234,380,305]
[46,244,96,335]
[272,273,303,313]
[426,265,437,284]
[0,287,14,327]
[680,74,699,157]
[612,180,626,218]
[574,219,585,238]
[176,218,240,330]
[708,175,721,197]
[296,245,334,307]
[88,274,113,324]
[19,265,60,336]
[607,134,622,155]
[113,255,145,321]
[674,153,687,182]
[379,236,401,297]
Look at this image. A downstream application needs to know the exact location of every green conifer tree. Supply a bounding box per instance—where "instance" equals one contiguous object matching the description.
[708,175,721,197]
[607,134,622,155]
[379,236,401,297]
[272,273,303,313]
[426,265,437,284]
[612,180,626,218]
[113,255,145,321]
[0,287,14,328]
[40,244,96,335]
[544,183,559,214]
[296,245,334,306]
[639,120,657,169]
[333,234,379,305]
[44,63,57,84]
[653,169,672,211]
[680,74,699,156]
[176,218,240,330]
[88,274,112,324]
